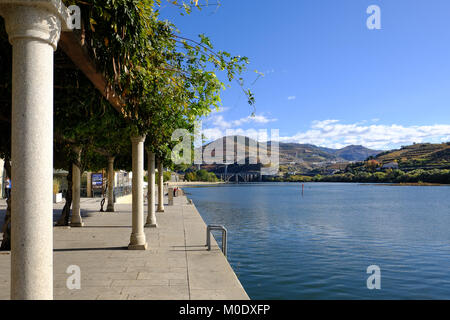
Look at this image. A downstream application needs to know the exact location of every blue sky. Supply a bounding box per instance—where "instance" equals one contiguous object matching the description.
[159,0,450,150]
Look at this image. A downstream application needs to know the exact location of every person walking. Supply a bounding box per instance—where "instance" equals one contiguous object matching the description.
[5,177,11,200]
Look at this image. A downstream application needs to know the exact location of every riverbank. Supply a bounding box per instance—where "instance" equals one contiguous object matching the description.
[269,168,450,184]
[168,181,226,186]
[271,181,449,186]
[374,182,446,186]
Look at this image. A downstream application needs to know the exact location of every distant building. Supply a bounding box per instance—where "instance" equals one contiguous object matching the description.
[382,162,399,169]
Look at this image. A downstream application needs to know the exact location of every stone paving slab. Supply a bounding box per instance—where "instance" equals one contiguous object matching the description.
[0,195,249,300]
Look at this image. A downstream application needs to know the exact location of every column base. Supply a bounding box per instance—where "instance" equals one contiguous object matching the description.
[145,223,158,228]
[157,208,165,213]
[70,222,84,227]
[106,206,115,212]
[128,243,148,250]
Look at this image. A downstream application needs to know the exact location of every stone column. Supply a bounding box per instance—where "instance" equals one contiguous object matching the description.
[86,172,92,198]
[71,147,84,227]
[168,187,174,206]
[157,159,164,213]
[106,156,115,212]
[145,151,157,228]
[129,136,147,250]
[0,0,70,300]
[0,159,4,199]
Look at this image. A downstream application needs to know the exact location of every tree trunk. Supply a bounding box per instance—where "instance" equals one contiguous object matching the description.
[55,165,73,226]
[0,160,11,251]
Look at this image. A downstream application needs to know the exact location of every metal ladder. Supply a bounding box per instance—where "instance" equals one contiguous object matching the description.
[206,225,228,257]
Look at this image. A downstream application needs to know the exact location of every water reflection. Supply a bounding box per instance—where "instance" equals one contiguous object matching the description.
[186,183,450,299]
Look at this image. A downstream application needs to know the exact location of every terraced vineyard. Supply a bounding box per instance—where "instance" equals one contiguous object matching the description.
[375,143,450,169]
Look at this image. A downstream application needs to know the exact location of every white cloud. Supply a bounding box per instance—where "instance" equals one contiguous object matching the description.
[279,120,450,149]
[202,128,276,142]
[210,115,232,129]
[287,96,296,100]
[201,117,450,149]
[206,114,277,130]
[232,114,277,126]
[202,128,225,141]
[210,106,230,114]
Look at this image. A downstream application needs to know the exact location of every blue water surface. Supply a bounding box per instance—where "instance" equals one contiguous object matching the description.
[184,183,450,299]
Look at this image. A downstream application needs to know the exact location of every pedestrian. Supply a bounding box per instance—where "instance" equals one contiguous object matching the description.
[5,177,11,200]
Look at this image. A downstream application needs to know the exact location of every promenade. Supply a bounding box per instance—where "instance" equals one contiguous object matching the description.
[0,195,249,300]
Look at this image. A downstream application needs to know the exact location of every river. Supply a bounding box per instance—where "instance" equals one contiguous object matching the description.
[184,182,450,299]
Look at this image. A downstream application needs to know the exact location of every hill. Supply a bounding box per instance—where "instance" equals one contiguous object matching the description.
[197,136,381,174]
[196,138,450,175]
[330,145,382,161]
[374,142,450,170]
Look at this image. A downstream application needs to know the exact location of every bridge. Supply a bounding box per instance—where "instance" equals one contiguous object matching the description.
[212,164,262,183]
[219,171,262,183]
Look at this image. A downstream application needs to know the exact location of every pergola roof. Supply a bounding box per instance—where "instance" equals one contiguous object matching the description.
[59,30,124,113]
[0,1,124,115]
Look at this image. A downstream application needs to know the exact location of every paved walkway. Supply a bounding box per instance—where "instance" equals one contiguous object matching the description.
[0,195,249,300]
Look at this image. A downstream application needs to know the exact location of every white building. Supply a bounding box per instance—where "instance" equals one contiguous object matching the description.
[382,162,399,169]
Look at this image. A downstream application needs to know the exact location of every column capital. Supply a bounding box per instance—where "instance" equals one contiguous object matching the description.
[0,0,71,50]
[130,135,146,144]
[108,156,115,163]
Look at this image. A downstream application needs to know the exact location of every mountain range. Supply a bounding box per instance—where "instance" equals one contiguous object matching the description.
[199,136,382,174]
[197,136,450,175]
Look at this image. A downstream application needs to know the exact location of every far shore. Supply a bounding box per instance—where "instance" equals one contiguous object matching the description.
[170,181,449,186]
[280,181,448,186]
[371,182,446,186]
[167,181,226,186]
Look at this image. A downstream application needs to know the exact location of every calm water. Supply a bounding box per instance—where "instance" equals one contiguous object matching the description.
[184,183,450,299]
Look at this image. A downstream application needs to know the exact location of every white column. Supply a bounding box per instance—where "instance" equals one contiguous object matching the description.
[71,147,84,227]
[106,156,115,212]
[86,172,92,198]
[0,0,69,300]
[129,136,147,250]
[0,159,4,199]
[157,159,164,213]
[168,187,174,206]
[145,151,157,228]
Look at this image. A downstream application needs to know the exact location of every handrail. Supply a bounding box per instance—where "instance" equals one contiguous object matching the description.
[206,225,228,257]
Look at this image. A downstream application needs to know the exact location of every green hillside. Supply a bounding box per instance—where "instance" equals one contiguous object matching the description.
[375,143,450,170]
